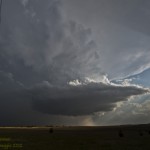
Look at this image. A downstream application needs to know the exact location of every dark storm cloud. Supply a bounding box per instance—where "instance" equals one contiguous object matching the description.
[0,70,148,125]
[63,0,150,79]
[0,0,101,87]
[63,0,150,36]
[30,82,148,116]
[0,0,150,125]
[0,0,100,125]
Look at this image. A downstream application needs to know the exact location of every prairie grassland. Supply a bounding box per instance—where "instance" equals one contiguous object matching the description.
[0,125,150,150]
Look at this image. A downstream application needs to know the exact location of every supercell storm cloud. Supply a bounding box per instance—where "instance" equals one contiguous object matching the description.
[0,0,150,126]
[30,81,148,116]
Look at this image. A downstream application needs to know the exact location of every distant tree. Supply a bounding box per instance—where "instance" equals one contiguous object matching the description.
[49,127,54,133]
[118,130,124,137]
[139,130,143,136]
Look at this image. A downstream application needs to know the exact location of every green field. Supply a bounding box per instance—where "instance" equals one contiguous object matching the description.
[0,125,150,150]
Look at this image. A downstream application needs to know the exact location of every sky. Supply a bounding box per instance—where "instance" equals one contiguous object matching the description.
[0,0,150,126]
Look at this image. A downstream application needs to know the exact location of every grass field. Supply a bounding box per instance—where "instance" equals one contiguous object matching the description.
[0,124,150,150]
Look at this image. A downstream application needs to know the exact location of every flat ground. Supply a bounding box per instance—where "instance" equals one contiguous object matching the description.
[0,124,150,150]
